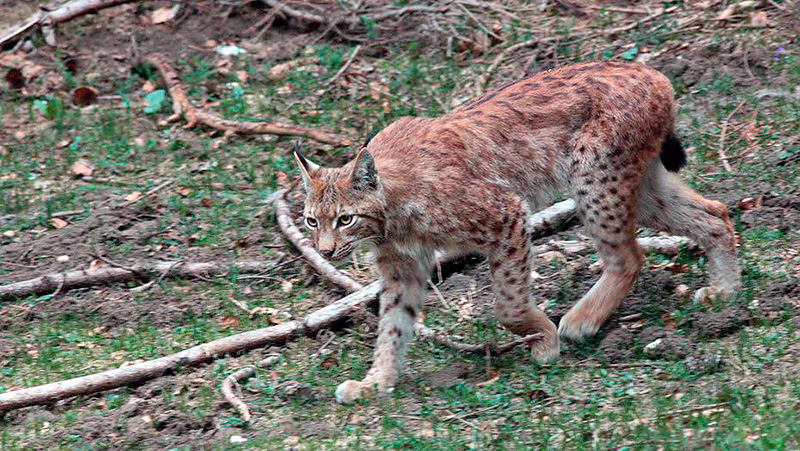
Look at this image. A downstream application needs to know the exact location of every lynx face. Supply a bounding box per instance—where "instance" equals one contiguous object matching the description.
[294,148,386,260]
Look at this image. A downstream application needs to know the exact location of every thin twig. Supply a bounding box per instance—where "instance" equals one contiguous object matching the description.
[221,367,256,422]
[325,44,361,88]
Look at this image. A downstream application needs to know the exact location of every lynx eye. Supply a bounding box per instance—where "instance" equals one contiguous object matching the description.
[336,214,354,228]
[305,217,318,229]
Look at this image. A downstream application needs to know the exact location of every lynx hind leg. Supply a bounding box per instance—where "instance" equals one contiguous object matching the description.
[637,161,741,301]
[558,146,647,341]
[489,205,559,362]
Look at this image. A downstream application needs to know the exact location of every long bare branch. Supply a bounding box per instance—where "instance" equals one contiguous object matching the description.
[139,54,351,147]
[0,260,274,302]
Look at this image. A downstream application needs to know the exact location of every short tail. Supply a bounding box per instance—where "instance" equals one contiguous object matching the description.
[660,132,686,172]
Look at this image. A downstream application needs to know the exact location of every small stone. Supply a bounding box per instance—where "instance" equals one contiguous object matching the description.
[56,255,70,263]
[643,338,664,357]
[230,435,247,444]
[3,230,16,238]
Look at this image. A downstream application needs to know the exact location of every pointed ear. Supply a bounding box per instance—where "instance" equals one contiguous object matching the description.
[350,148,378,191]
[293,141,320,190]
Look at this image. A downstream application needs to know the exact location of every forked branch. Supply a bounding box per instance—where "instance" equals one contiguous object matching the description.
[139,54,351,147]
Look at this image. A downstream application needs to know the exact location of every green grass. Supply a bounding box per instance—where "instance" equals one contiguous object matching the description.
[1,7,799,450]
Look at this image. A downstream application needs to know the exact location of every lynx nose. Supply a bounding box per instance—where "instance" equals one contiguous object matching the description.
[320,249,334,259]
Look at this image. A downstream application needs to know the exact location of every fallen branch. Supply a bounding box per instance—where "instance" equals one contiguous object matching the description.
[0,0,134,48]
[416,325,543,355]
[220,354,280,422]
[220,367,256,422]
[0,280,381,413]
[139,54,351,147]
[0,260,275,302]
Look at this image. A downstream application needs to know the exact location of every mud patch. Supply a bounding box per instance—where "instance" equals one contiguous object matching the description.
[598,328,636,362]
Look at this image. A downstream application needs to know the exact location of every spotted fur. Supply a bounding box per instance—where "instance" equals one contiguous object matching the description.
[294,61,741,404]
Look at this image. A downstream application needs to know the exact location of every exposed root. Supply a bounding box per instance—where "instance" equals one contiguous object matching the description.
[139,54,351,147]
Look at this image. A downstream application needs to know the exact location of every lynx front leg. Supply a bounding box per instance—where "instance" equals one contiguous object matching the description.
[335,249,430,404]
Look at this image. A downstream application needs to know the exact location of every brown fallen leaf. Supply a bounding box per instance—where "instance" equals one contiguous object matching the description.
[70,159,94,177]
[175,186,191,197]
[220,315,240,329]
[267,57,319,81]
[737,196,762,211]
[5,68,24,90]
[151,5,181,24]
[71,86,98,107]
[749,11,769,27]
[50,218,68,229]
[141,80,156,93]
[124,191,142,202]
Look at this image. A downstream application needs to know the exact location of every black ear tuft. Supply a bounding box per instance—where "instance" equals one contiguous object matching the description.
[362,130,377,149]
[351,149,378,191]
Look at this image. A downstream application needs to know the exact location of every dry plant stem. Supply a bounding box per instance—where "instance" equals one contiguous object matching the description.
[416,325,544,355]
[140,54,351,147]
[221,367,256,422]
[0,0,134,47]
[0,280,382,413]
[0,261,275,302]
[479,39,542,95]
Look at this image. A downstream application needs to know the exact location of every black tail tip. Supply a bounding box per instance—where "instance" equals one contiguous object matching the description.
[660,133,686,172]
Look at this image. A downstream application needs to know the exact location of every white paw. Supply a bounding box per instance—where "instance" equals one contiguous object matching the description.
[335,380,369,404]
[531,337,560,362]
[693,286,734,304]
[558,310,601,342]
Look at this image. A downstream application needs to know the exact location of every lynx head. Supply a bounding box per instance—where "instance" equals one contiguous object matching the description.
[293,143,386,260]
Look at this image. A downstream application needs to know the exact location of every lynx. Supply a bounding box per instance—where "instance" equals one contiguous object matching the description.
[293,61,740,404]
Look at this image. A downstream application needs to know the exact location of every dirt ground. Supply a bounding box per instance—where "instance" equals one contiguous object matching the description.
[1,1,799,449]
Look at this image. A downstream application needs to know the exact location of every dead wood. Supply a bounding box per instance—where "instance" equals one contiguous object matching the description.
[221,367,256,422]
[0,260,275,302]
[416,325,543,355]
[0,0,135,48]
[0,280,382,413]
[139,54,351,147]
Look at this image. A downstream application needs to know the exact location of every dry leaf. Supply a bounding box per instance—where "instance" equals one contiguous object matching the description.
[71,86,98,106]
[220,315,240,329]
[675,284,691,299]
[737,196,762,211]
[125,191,142,202]
[3,230,16,238]
[50,218,68,229]
[175,186,191,196]
[5,68,24,90]
[89,259,102,270]
[267,57,318,81]
[236,70,248,82]
[141,80,155,93]
[749,11,768,27]
[151,5,180,24]
[70,159,94,177]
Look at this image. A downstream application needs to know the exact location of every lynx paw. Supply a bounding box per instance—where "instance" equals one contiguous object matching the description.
[531,335,560,362]
[336,379,387,404]
[558,310,601,342]
[693,286,734,304]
